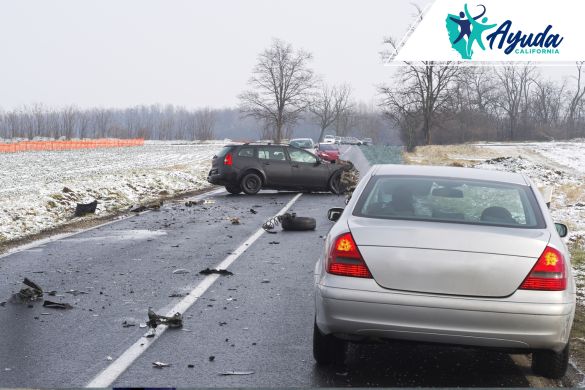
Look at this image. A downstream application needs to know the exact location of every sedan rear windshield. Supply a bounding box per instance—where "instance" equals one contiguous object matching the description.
[290,140,313,148]
[319,144,338,151]
[353,176,545,228]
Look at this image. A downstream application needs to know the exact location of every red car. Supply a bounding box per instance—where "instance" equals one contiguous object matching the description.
[316,143,340,162]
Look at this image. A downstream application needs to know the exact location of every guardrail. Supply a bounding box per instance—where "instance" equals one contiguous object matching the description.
[0,139,145,153]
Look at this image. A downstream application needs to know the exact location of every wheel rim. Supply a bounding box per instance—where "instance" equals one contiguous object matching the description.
[244,176,261,192]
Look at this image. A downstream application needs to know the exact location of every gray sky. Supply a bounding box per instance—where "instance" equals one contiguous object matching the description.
[0,0,431,110]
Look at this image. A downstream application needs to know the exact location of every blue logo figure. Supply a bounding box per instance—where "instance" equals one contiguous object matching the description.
[446,4,497,59]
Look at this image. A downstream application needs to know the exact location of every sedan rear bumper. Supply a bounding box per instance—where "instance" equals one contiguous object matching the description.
[316,283,574,352]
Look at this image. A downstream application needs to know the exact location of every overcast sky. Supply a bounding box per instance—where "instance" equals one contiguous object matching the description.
[0,0,430,110]
[0,0,576,111]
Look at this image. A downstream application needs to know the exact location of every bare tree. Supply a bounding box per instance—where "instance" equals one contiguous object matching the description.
[566,62,585,137]
[310,84,353,142]
[195,108,216,140]
[61,105,77,139]
[239,39,314,143]
[493,65,534,140]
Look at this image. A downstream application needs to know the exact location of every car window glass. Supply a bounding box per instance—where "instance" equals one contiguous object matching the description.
[258,146,286,161]
[354,176,544,228]
[237,147,254,158]
[289,149,317,164]
[291,140,312,149]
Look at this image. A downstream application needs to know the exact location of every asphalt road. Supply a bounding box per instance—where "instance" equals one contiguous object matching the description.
[0,147,557,388]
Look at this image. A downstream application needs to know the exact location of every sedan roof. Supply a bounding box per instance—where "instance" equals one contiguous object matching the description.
[371,164,529,186]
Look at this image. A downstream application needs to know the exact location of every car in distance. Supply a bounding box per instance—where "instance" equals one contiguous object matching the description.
[207,143,351,195]
[315,143,340,162]
[314,164,575,379]
[323,135,336,144]
[361,137,373,145]
[289,138,315,152]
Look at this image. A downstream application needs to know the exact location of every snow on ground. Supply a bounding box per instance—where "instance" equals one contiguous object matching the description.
[0,142,224,243]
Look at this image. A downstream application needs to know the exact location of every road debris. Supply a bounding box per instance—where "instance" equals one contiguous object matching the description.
[129,200,163,213]
[147,309,183,329]
[209,356,215,362]
[169,292,187,298]
[262,212,316,233]
[199,268,233,276]
[10,278,43,303]
[219,371,254,376]
[184,200,202,207]
[261,279,270,284]
[249,209,257,214]
[42,300,73,310]
[268,241,279,245]
[152,361,170,369]
[188,364,195,368]
[106,356,113,361]
[74,200,98,217]
[122,320,136,328]
[65,290,88,296]
[204,199,216,205]
[172,269,190,275]
[229,217,241,225]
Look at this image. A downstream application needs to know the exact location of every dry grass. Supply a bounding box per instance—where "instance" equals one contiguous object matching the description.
[404,144,500,166]
[558,184,585,205]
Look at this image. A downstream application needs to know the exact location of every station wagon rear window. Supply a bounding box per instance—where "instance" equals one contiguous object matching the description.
[354,176,546,228]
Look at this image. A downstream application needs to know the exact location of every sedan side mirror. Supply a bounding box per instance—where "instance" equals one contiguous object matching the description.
[327,207,344,222]
[555,223,568,238]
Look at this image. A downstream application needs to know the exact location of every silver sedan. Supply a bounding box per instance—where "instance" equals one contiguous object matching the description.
[314,164,576,379]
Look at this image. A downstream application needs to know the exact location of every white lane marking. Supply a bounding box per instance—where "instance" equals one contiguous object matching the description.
[86,192,303,388]
[0,187,226,260]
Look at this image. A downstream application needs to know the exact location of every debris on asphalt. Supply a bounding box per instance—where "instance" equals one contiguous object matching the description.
[42,300,73,310]
[219,371,254,376]
[188,364,195,368]
[229,217,241,225]
[219,321,227,326]
[268,241,279,245]
[65,290,88,296]
[169,292,187,298]
[184,200,202,207]
[0,302,6,307]
[152,361,170,369]
[209,356,215,362]
[129,200,163,213]
[106,356,113,361]
[139,323,147,328]
[261,279,270,284]
[147,309,183,329]
[262,212,316,232]
[199,268,233,276]
[47,291,57,296]
[172,268,190,275]
[122,320,136,328]
[204,199,216,205]
[249,209,257,214]
[11,278,43,303]
[75,200,98,217]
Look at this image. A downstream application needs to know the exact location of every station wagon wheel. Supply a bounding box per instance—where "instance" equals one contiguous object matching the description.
[328,171,343,195]
[225,184,242,195]
[241,173,262,195]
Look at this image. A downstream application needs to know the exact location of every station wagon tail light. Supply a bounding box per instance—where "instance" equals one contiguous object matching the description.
[224,153,233,166]
[519,246,566,291]
[327,233,372,278]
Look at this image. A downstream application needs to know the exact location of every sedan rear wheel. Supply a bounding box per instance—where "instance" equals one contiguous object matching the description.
[531,342,569,379]
[313,321,346,365]
[241,173,262,195]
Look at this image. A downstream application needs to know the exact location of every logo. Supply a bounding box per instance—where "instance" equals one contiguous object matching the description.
[446,3,564,60]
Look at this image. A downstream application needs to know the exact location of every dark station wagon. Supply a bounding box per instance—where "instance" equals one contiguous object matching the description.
[207,143,351,195]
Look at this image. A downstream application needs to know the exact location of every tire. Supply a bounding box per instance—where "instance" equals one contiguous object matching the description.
[531,342,569,379]
[329,171,343,195]
[240,173,262,195]
[313,321,346,365]
[225,184,242,195]
[281,215,316,231]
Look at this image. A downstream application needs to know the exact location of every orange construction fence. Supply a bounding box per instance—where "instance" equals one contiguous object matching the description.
[0,139,144,153]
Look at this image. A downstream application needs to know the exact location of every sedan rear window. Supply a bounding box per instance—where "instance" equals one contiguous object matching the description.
[354,176,545,228]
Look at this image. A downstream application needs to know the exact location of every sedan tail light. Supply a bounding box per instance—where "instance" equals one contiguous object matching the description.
[224,153,233,166]
[327,232,372,278]
[519,246,566,291]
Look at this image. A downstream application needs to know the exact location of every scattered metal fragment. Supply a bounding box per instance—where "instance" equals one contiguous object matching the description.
[129,200,163,213]
[122,320,136,328]
[11,278,43,303]
[42,300,73,310]
[184,200,202,207]
[47,291,57,296]
[139,323,147,328]
[269,241,280,245]
[204,199,216,205]
[106,356,113,361]
[199,268,233,276]
[172,269,190,275]
[261,279,270,284]
[65,290,88,296]
[209,356,215,361]
[229,217,241,225]
[168,292,187,298]
[75,200,98,217]
[188,364,195,368]
[219,371,254,376]
[249,209,257,214]
[152,361,170,368]
[147,309,183,329]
